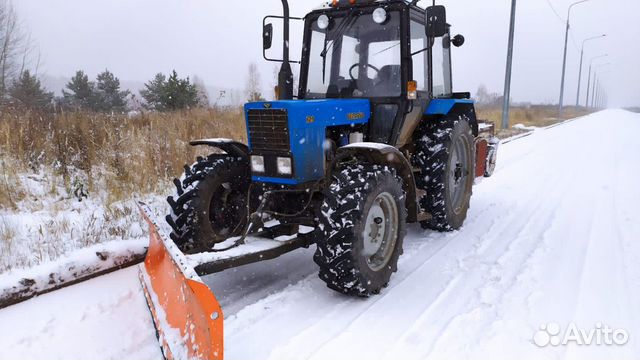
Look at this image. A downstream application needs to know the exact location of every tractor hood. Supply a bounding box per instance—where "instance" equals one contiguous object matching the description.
[244,99,371,184]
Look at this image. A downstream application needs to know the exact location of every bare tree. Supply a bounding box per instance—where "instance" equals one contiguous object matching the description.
[193,75,210,107]
[0,0,30,101]
[476,84,503,106]
[246,62,264,102]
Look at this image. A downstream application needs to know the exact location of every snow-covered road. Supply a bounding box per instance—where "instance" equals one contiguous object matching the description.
[1,109,639,360]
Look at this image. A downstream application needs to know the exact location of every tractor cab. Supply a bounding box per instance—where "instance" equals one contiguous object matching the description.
[263,0,464,146]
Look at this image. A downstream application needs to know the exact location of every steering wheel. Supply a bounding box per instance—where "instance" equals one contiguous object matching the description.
[349,63,380,81]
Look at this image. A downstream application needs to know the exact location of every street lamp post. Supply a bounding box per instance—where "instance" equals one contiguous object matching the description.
[596,70,611,109]
[558,0,590,120]
[592,75,599,108]
[501,0,517,130]
[585,54,608,107]
[576,34,606,107]
[590,64,610,108]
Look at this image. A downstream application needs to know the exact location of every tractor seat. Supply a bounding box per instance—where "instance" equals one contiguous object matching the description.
[369,65,401,97]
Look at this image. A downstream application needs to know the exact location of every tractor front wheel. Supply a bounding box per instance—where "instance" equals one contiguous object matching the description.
[166,155,250,254]
[315,165,407,297]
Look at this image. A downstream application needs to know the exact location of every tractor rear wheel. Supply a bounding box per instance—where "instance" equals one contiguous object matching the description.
[166,155,250,254]
[315,165,407,297]
[415,119,475,231]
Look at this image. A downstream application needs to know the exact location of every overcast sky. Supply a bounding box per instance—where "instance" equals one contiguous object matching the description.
[13,0,640,107]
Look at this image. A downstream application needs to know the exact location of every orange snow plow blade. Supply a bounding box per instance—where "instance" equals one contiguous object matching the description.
[138,204,223,360]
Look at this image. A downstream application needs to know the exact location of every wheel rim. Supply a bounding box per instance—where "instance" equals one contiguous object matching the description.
[362,192,399,271]
[448,135,470,214]
[208,182,246,240]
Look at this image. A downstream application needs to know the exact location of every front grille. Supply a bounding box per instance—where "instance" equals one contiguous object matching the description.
[247,109,290,153]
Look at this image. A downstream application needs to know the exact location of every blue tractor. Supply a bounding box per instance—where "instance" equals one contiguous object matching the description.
[166,0,498,297]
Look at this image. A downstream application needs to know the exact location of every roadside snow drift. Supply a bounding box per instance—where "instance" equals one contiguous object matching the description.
[0,267,162,360]
[1,109,639,360]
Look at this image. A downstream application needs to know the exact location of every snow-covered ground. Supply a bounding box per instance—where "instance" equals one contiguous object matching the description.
[0,166,168,273]
[1,109,639,360]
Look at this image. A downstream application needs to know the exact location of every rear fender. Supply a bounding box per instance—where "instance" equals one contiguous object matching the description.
[425,99,479,136]
[448,103,479,137]
[333,144,418,223]
[190,138,249,160]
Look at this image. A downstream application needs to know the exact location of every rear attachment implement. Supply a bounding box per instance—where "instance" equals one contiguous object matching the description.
[138,203,313,360]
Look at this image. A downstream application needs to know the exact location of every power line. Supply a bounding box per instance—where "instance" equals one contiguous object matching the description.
[545,0,565,24]
[545,0,579,51]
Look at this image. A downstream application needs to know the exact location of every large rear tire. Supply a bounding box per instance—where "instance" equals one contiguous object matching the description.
[166,155,250,254]
[314,165,407,297]
[415,119,475,231]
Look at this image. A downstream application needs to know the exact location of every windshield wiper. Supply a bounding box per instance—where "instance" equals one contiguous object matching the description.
[372,42,400,57]
[321,11,357,84]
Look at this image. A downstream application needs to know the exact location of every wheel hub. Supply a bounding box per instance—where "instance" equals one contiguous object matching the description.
[454,163,463,183]
[362,192,399,271]
[209,182,246,239]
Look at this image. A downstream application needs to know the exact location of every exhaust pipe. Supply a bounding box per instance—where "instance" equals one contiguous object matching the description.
[278,0,294,100]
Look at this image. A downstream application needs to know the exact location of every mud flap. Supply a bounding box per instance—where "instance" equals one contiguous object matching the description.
[138,203,223,360]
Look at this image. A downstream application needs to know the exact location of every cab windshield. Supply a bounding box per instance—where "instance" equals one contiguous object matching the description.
[305,9,402,99]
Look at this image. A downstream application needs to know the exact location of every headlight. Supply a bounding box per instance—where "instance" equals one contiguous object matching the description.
[277,157,292,175]
[251,155,265,173]
[373,8,387,24]
[317,14,330,30]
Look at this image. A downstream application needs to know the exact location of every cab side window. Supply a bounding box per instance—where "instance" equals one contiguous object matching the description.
[432,34,452,98]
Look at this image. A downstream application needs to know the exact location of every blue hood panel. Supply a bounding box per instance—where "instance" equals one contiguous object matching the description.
[244,99,371,184]
[245,99,371,128]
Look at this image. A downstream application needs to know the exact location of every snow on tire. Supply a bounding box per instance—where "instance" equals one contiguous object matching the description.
[314,165,407,297]
[414,118,475,231]
[166,155,250,254]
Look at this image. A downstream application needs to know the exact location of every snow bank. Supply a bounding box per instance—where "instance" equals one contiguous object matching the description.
[0,239,147,308]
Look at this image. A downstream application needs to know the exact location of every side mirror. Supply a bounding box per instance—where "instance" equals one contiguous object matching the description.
[452,34,465,47]
[263,23,273,50]
[425,5,447,38]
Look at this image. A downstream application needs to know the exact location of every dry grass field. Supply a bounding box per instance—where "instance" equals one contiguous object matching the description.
[0,108,247,207]
[476,105,593,138]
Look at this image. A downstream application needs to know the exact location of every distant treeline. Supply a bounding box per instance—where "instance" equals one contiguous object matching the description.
[1,69,209,114]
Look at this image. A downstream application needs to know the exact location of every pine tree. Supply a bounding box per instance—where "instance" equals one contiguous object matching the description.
[140,71,199,111]
[163,70,199,110]
[140,73,167,111]
[8,70,53,111]
[94,69,130,113]
[62,70,95,111]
